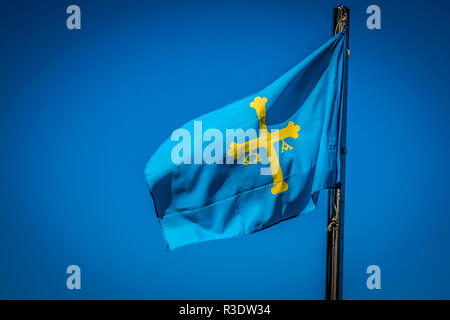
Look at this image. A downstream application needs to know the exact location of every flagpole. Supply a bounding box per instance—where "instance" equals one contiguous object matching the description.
[326,5,349,301]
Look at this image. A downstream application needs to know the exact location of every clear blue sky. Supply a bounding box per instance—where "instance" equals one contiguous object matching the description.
[1,0,449,299]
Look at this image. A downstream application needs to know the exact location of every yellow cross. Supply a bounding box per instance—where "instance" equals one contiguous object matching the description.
[227,97,300,194]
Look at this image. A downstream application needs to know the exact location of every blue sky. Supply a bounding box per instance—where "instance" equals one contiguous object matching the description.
[1,0,449,299]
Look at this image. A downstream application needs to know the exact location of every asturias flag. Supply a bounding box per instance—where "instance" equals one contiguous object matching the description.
[145,30,348,250]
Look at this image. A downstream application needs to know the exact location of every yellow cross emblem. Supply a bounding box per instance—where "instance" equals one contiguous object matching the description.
[227,97,300,194]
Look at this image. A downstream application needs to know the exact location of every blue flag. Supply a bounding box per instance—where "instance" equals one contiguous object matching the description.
[145,31,347,250]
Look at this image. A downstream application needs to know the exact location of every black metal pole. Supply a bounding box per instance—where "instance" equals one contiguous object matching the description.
[326,5,349,301]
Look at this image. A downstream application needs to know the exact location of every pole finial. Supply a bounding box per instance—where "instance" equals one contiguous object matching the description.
[333,5,349,35]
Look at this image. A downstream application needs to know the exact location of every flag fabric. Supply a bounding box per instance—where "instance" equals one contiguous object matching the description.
[145,30,348,250]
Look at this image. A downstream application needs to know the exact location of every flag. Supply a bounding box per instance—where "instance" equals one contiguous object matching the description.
[145,30,348,250]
